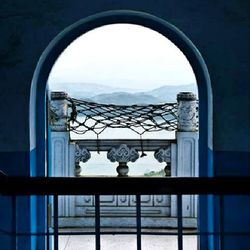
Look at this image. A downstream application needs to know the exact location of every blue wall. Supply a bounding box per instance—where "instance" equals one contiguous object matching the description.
[0,1,249,249]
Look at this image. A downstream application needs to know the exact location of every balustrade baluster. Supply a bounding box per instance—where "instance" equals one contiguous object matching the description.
[74,144,91,176]
[107,144,139,176]
[177,194,183,250]
[154,146,171,176]
[53,195,59,250]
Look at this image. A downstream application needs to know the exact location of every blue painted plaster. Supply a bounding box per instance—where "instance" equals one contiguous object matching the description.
[214,151,250,177]
[214,150,250,250]
[0,196,16,250]
[0,148,45,250]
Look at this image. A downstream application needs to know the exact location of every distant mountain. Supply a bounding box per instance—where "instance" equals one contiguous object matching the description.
[147,84,198,102]
[48,82,142,98]
[91,92,162,105]
[49,82,197,104]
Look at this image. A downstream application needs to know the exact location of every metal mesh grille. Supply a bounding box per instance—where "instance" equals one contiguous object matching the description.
[67,97,178,137]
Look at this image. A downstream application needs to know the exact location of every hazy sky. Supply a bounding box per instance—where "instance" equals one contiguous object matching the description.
[48,24,196,91]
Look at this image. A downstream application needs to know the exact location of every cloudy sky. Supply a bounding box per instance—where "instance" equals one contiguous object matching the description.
[48,24,196,91]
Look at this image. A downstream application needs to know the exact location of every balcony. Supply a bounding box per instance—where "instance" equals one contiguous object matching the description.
[49,91,199,229]
[0,92,246,250]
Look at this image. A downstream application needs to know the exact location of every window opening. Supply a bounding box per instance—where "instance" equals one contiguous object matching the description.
[47,23,198,250]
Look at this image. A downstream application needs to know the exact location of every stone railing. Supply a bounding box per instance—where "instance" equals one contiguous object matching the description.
[49,91,198,224]
[73,139,174,177]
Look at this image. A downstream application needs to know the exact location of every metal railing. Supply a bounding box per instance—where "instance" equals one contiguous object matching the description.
[1,176,250,250]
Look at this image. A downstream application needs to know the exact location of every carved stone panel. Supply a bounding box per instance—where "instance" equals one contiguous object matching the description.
[53,139,64,176]
[75,194,170,218]
[175,131,199,217]
[50,92,68,131]
[154,146,171,163]
[75,144,91,163]
[177,92,197,132]
[154,146,171,176]
[107,144,139,176]
[117,195,130,206]
[107,144,139,163]
[75,195,94,206]
[130,195,154,206]
[100,195,117,206]
[154,195,171,207]
[74,144,91,176]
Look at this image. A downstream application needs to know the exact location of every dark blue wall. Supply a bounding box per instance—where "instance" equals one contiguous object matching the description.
[0,1,249,249]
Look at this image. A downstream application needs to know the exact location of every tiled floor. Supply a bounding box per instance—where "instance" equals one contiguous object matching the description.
[59,229,197,250]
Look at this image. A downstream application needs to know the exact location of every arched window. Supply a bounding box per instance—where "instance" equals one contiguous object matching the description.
[48,23,198,176]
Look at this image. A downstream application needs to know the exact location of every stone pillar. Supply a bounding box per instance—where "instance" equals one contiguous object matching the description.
[107,144,139,176]
[177,92,197,132]
[50,92,68,132]
[171,92,199,219]
[50,92,75,217]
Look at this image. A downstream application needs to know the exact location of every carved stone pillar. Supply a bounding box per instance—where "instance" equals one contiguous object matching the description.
[154,146,171,176]
[107,144,139,176]
[50,91,71,179]
[173,92,198,219]
[75,144,91,176]
[50,92,75,218]
[177,92,197,132]
[50,91,68,132]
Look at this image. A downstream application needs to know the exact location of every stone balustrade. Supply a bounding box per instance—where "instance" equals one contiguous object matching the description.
[49,91,199,224]
[72,141,175,177]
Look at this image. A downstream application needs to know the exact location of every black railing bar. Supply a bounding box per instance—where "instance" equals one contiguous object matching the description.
[2,229,250,237]
[53,195,58,250]
[95,194,101,250]
[219,195,225,250]
[46,195,50,250]
[1,177,250,195]
[11,195,16,248]
[177,194,183,250]
[136,194,142,250]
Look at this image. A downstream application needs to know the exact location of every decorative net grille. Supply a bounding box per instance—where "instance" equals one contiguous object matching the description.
[66,97,179,137]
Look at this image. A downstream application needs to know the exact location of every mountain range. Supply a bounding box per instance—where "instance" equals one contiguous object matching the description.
[49,82,197,104]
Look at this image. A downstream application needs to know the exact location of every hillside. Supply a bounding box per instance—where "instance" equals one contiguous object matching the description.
[91,92,162,105]
[49,82,197,104]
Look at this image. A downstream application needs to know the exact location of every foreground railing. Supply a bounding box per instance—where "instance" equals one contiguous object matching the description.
[1,177,250,195]
[1,177,250,250]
